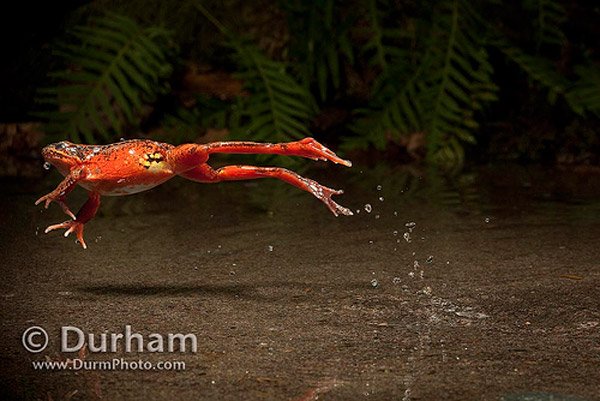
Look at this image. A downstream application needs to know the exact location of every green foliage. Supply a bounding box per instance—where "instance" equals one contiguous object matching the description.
[193,2,316,143]
[522,0,566,50]
[498,43,568,103]
[32,1,600,167]
[348,0,498,166]
[35,13,174,143]
[422,1,498,164]
[282,0,355,102]
[498,40,600,118]
[566,65,600,117]
[228,41,316,142]
[158,96,230,144]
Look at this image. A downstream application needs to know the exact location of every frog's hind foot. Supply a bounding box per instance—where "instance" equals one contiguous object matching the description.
[293,138,352,167]
[44,220,88,249]
[306,181,354,217]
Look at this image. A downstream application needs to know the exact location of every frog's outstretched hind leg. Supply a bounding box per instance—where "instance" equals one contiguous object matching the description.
[179,164,353,217]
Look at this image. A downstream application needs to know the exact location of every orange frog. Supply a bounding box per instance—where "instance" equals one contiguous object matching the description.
[36,138,353,248]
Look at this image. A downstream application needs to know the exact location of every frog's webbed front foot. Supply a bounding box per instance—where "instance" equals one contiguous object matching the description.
[35,193,76,220]
[44,220,88,249]
[35,167,86,220]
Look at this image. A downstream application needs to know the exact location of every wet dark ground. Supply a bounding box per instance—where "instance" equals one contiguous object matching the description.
[1,163,599,401]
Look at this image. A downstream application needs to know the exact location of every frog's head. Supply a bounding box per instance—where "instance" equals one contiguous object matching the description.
[42,141,83,173]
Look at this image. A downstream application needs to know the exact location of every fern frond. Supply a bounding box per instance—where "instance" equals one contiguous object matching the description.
[191,2,316,143]
[364,0,388,71]
[230,41,316,142]
[283,0,355,101]
[348,71,425,151]
[498,42,568,102]
[425,0,498,165]
[346,0,498,165]
[566,65,600,117]
[35,13,173,143]
[522,0,566,50]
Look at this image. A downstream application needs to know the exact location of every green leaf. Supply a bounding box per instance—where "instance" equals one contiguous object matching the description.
[34,13,174,143]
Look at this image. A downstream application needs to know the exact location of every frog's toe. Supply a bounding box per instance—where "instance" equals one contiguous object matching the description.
[35,194,52,209]
[298,138,352,167]
[45,220,88,249]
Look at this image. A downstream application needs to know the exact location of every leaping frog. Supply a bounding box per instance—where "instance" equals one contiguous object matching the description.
[36,138,353,248]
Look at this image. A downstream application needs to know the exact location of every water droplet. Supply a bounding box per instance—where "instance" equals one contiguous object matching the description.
[356,209,361,214]
[375,214,380,219]
[93,147,101,153]
[393,230,398,236]
[393,211,398,216]
[426,255,434,264]
[267,245,274,252]
[405,221,416,229]
[403,232,411,242]
[484,217,491,223]
[376,185,382,191]
[128,149,136,155]
[364,204,372,213]
[43,162,51,170]
[408,272,415,278]
[414,260,420,269]
[368,240,373,244]
[379,196,384,202]
[392,277,402,284]
[370,279,379,288]
[119,137,126,141]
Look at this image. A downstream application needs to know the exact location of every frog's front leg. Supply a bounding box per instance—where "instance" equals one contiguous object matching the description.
[35,166,87,220]
[43,192,101,249]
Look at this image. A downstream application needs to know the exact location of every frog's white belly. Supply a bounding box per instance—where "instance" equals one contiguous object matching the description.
[79,176,173,196]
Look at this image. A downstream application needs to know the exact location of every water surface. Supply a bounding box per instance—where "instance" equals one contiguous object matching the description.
[1,163,599,400]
